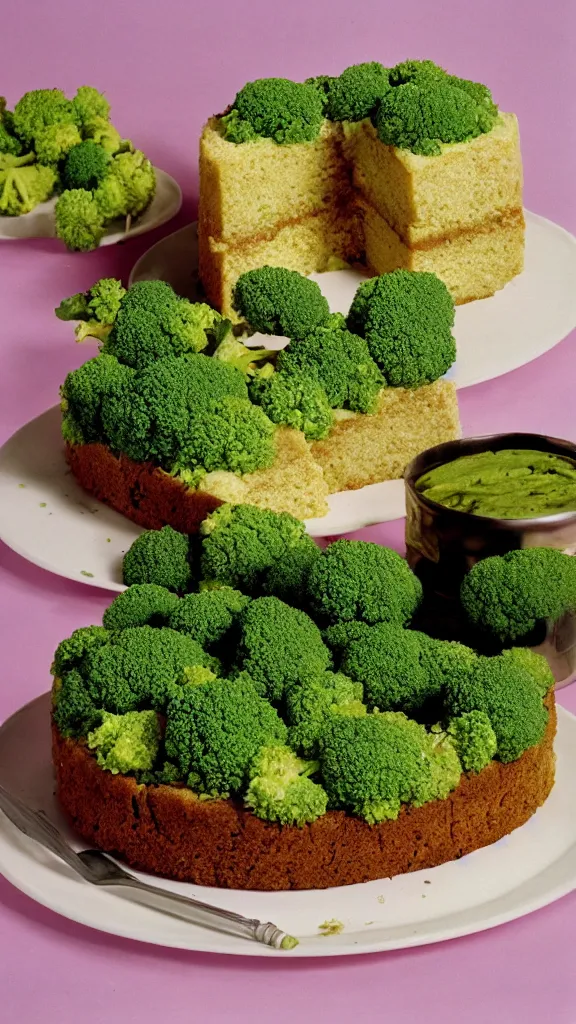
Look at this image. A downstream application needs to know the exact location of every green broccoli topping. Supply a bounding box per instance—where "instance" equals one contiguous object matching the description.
[52,669,101,738]
[72,86,111,128]
[447,711,497,774]
[340,624,439,714]
[499,647,555,698]
[249,370,334,441]
[87,710,160,774]
[277,321,384,413]
[52,625,111,678]
[233,267,331,340]
[320,712,461,823]
[199,503,312,593]
[168,587,250,647]
[164,676,287,794]
[122,526,193,593]
[179,664,218,688]
[171,395,276,476]
[347,271,455,388]
[306,540,423,625]
[322,620,375,655]
[83,117,127,157]
[245,745,328,826]
[55,278,126,342]
[323,62,390,121]
[223,78,324,145]
[60,353,134,444]
[63,140,110,191]
[0,160,57,215]
[12,88,78,147]
[54,188,105,251]
[34,123,82,166]
[261,535,322,606]
[102,584,180,630]
[460,548,576,643]
[445,652,548,763]
[286,671,365,757]
[236,596,332,701]
[0,99,23,156]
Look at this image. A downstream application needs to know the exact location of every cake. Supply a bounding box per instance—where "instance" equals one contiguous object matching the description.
[198,60,524,318]
[58,268,460,525]
[52,508,556,892]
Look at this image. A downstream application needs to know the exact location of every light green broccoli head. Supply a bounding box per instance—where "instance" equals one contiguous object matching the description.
[72,86,111,128]
[286,670,365,757]
[245,744,328,826]
[55,278,127,344]
[179,664,218,688]
[87,710,161,774]
[83,117,128,156]
[34,123,82,165]
[12,89,79,147]
[55,188,105,251]
[499,647,555,698]
[447,711,497,774]
[107,149,156,216]
[249,369,334,441]
[0,163,57,215]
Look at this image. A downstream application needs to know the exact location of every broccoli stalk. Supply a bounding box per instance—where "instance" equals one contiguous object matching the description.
[55,278,127,343]
[211,322,276,377]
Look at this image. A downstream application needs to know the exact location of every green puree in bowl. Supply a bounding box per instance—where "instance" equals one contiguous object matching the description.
[416,449,576,519]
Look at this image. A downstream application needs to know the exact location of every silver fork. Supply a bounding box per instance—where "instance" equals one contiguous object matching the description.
[0,782,298,950]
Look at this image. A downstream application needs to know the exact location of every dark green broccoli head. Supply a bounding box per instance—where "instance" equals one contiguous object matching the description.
[461,548,576,643]
[261,534,322,607]
[72,86,111,128]
[306,540,423,626]
[224,78,324,145]
[122,526,193,592]
[102,585,180,630]
[164,676,287,794]
[388,60,446,87]
[55,188,105,251]
[167,587,250,648]
[53,669,101,738]
[60,353,134,445]
[63,140,110,191]
[323,620,375,658]
[81,625,214,714]
[245,745,328,826]
[199,503,310,593]
[12,88,78,147]
[323,62,390,121]
[277,322,384,413]
[445,652,549,763]
[172,395,276,476]
[340,624,440,714]
[52,625,111,678]
[499,647,555,698]
[304,75,335,114]
[233,267,331,340]
[249,370,334,441]
[286,670,365,757]
[347,270,455,388]
[236,596,332,701]
[319,712,461,822]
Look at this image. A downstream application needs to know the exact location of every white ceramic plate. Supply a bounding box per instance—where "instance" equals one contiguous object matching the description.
[0,407,405,592]
[0,168,182,246]
[0,693,575,957]
[129,211,576,389]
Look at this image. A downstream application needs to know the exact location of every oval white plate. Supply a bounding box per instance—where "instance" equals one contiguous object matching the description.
[0,168,182,246]
[0,406,405,592]
[130,210,576,390]
[0,693,575,957]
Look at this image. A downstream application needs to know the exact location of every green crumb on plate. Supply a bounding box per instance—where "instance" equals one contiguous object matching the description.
[319,919,344,936]
[80,570,94,577]
[39,502,47,507]
[106,538,111,542]
[376,895,386,904]
[281,934,299,950]
[18,483,26,488]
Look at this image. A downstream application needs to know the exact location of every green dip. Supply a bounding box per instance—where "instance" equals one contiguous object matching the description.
[416,449,576,519]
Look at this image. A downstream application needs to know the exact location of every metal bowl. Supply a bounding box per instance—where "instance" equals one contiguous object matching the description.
[404,432,576,688]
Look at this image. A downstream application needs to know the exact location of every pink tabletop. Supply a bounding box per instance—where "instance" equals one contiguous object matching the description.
[1,2,576,1021]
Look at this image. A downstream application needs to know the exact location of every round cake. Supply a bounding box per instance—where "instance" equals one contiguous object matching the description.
[51,505,559,891]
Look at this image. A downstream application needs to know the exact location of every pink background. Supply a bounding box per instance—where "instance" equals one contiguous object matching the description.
[1,1,576,1020]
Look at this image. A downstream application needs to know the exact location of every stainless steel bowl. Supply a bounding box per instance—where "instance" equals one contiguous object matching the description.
[404,432,576,688]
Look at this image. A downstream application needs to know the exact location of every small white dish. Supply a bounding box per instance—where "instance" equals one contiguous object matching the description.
[130,210,576,390]
[0,693,574,957]
[0,168,182,246]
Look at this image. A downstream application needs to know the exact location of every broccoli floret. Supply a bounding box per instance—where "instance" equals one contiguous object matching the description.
[245,745,328,826]
[319,712,461,823]
[104,149,156,217]
[286,671,365,757]
[52,624,111,678]
[83,117,128,157]
[164,676,287,794]
[323,62,390,121]
[233,267,331,340]
[63,140,110,191]
[261,535,322,606]
[447,711,497,774]
[499,647,554,698]
[199,503,310,593]
[211,324,276,377]
[0,99,23,156]
[340,624,438,714]
[179,664,218,688]
[347,271,456,388]
[0,162,57,215]
[87,709,160,774]
[55,188,105,251]
[171,396,277,476]
[224,78,324,145]
[34,123,82,166]
[277,323,384,413]
[304,75,335,114]
[236,596,331,701]
[460,547,576,643]
[60,353,134,444]
[249,370,334,441]
[168,587,250,647]
[72,86,111,128]
[388,60,446,87]
[306,540,423,625]
[52,669,101,738]
[122,526,193,592]
[12,89,78,147]
[445,652,548,763]
[102,584,180,630]
[82,625,214,714]
[322,620,375,658]
[55,277,126,342]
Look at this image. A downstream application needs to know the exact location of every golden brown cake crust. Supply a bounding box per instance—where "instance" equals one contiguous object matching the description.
[52,695,556,891]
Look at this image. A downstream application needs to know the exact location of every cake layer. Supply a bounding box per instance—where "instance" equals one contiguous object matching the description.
[311,380,461,492]
[65,426,329,531]
[52,694,556,891]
